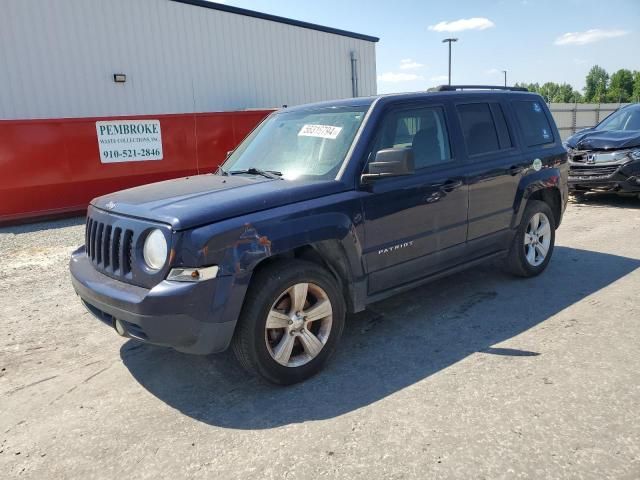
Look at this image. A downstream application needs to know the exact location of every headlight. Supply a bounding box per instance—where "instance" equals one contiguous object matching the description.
[143,229,168,270]
[631,149,640,161]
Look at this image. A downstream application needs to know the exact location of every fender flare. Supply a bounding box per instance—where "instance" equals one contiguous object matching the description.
[511,168,563,229]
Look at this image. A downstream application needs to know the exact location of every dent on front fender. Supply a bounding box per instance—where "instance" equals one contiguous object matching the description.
[176,222,272,277]
[221,223,273,275]
[188,209,362,277]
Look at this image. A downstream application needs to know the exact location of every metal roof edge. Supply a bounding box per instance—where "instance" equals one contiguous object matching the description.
[170,0,380,42]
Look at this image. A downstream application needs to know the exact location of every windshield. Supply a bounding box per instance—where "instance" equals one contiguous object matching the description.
[222,106,369,180]
[596,106,640,132]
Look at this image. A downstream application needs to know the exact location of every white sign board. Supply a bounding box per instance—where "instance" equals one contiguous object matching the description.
[298,124,342,140]
[96,120,163,163]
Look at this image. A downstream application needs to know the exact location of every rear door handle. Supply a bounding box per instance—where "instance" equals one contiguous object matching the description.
[439,179,464,192]
[509,165,525,176]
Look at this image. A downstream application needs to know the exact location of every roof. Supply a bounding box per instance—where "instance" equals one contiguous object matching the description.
[282,89,540,113]
[170,0,380,43]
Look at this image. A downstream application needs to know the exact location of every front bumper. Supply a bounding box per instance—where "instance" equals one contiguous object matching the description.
[70,247,237,354]
[568,158,640,193]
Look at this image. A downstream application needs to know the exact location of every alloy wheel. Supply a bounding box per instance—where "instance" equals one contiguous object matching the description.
[264,282,333,367]
[524,212,551,267]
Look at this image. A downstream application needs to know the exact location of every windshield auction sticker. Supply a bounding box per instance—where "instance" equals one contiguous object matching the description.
[96,120,163,163]
[298,124,343,140]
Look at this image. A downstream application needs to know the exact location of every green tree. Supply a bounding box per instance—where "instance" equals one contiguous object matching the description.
[608,69,634,102]
[584,65,609,102]
[632,71,640,102]
[515,82,541,95]
[557,83,582,103]
[539,82,560,102]
[516,81,582,102]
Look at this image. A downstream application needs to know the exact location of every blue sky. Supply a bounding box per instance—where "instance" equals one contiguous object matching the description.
[217,0,639,94]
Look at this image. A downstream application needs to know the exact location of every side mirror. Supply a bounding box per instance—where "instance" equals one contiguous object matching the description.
[361,147,415,183]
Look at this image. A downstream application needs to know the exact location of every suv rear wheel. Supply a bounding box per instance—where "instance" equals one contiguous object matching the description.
[232,259,345,385]
[506,199,556,277]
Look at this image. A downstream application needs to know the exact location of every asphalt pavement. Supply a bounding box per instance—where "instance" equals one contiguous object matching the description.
[1,194,639,479]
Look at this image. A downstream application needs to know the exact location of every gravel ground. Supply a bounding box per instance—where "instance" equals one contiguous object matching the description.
[1,195,639,479]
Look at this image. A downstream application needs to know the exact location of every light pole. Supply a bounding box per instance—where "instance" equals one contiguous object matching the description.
[501,70,507,87]
[442,38,458,85]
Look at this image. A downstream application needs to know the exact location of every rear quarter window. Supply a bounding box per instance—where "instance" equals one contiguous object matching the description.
[513,100,554,147]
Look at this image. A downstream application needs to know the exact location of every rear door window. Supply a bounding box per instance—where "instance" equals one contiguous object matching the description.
[513,100,554,146]
[456,103,501,156]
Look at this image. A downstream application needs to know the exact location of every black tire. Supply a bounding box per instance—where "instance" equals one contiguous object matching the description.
[505,200,556,277]
[570,190,587,201]
[232,259,345,385]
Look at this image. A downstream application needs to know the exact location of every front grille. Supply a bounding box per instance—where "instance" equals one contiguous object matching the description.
[84,206,171,288]
[86,217,134,277]
[569,165,619,179]
[123,229,134,274]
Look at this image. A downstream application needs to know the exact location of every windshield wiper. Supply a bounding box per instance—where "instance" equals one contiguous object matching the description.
[228,167,283,179]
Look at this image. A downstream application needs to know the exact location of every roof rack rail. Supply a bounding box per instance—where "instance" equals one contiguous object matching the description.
[429,85,529,92]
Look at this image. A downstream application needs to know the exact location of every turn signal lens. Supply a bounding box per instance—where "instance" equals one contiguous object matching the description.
[167,266,219,282]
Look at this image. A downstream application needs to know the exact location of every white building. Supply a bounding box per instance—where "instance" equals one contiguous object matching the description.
[0,0,379,120]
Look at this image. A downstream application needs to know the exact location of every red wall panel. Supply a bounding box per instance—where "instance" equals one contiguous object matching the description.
[0,110,271,224]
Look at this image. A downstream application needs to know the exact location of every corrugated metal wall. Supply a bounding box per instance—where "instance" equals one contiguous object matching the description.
[0,0,377,120]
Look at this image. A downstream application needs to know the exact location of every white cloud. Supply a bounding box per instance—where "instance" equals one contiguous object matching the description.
[378,72,423,83]
[428,17,495,33]
[399,58,424,70]
[430,75,448,82]
[554,28,629,45]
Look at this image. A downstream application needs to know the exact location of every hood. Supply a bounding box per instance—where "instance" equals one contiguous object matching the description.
[566,128,640,150]
[92,174,347,230]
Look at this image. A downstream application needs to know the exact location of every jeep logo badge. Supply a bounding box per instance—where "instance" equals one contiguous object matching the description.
[105,201,116,210]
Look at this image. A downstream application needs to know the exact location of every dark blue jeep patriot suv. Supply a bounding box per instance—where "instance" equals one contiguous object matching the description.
[70,86,568,384]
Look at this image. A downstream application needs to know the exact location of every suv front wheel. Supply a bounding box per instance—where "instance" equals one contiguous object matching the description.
[232,260,345,385]
[506,199,556,277]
